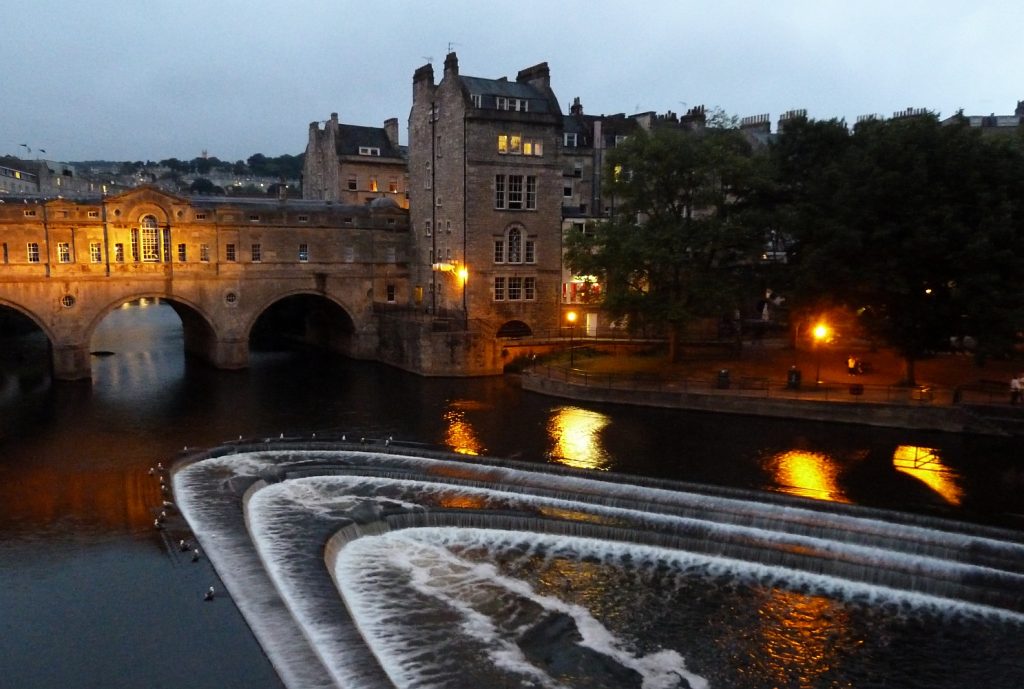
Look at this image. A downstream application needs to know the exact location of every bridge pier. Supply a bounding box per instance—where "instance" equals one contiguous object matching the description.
[207,338,249,370]
[52,344,92,381]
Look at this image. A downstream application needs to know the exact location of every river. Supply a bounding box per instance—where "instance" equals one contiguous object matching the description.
[1,300,1021,688]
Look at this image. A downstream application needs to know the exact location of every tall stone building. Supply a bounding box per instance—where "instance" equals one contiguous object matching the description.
[408,52,564,338]
[303,113,408,208]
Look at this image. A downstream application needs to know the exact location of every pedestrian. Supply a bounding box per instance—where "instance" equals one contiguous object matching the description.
[1011,374,1022,405]
[848,355,857,375]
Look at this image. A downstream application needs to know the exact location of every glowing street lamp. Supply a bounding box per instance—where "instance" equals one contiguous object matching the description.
[566,310,578,368]
[813,323,829,384]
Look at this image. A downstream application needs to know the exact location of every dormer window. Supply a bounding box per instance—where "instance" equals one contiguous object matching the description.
[563,133,578,147]
[358,146,381,156]
[471,94,482,108]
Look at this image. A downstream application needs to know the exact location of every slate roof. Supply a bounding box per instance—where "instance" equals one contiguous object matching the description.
[335,125,405,159]
[461,76,553,114]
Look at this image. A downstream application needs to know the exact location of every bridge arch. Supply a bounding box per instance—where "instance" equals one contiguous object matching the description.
[496,320,533,339]
[0,298,58,345]
[86,293,222,369]
[247,291,360,357]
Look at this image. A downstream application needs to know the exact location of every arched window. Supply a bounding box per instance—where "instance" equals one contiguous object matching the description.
[140,215,160,262]
[507,226,522,263]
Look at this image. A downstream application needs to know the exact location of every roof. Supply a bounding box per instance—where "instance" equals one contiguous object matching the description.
[335,124,404,159]
[460,75,553,114]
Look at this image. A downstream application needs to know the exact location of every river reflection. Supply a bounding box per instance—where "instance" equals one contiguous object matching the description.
[1,300,1023,689]
[893,445,963,506]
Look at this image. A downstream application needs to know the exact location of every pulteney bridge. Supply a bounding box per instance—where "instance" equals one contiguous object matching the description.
[0,187,411,380]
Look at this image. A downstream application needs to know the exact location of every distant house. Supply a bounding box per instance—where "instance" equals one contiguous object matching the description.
[302,113,408,208]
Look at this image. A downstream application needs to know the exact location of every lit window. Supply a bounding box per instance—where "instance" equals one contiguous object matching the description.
[225,243,236,262]
[90,242,102,263]
[494,276,506,300]
[497,135,508,154]
[510,135,521,155]
[140,215,160,262]
[199,244,210,262]
[27,242,40,263]
[298,243,309,262]
[251,243,261,262]
[523,140,543,156]
[388,178,399,193]
[369,177,378,192]
[493,239,504,263]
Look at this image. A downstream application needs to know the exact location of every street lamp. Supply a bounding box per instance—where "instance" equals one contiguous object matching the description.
[813,323,829,384]
[566,310,578,368]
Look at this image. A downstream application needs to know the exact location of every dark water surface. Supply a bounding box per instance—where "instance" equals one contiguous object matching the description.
[1,301,1022,688]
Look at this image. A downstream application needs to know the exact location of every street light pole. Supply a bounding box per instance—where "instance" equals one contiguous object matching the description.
[813,323,828,384]
[567,311,578,368]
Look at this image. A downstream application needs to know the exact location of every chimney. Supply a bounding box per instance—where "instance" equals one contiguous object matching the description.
[570,97,584,117]
[384,118,399,150]
[443,52,459,78]
[413,62,434,87]
[516,62,550,89]
[740,113,771,135]
[329,112,339,135]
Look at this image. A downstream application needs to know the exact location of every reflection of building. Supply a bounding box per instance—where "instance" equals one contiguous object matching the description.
[303,113,408,208]
[409,52,564,336]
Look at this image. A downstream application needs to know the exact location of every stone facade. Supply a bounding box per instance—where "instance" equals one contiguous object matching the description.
[302,113,408,208]
[0,186,410,379]
[408,52,564,339]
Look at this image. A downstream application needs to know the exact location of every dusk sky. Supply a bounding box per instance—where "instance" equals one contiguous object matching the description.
[3,0,1021,163]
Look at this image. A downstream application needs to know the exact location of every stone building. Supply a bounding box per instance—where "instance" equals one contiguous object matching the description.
[302,113,408,207]
[408,52,564,338]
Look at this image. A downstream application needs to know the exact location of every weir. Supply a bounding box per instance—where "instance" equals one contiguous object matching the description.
[174,442,1024,689]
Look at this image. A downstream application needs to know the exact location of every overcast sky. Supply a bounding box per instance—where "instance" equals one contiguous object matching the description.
[2,0,1021,163]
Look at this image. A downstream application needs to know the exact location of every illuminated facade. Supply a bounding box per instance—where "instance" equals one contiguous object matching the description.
[408,52,564,336]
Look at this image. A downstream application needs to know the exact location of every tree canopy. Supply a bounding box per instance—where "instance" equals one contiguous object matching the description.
[565,125,767,360]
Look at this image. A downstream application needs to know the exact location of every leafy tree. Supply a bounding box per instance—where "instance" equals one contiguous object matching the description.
[189,177,220,194]
[780,114,1024,383]
[565,124,765,360]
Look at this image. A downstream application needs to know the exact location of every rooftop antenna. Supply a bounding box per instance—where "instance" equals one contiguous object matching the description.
[422,56,433,64]
[448,41,459,53]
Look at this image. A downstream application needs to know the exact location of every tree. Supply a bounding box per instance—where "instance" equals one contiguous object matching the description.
[565,125,765,360]
[780,114,1024,384]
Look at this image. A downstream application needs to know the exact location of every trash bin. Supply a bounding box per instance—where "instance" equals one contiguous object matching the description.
[717,369,730,389]
[786,367,802,390]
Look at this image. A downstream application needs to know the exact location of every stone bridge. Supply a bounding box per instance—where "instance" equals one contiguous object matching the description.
[0,187,411,380]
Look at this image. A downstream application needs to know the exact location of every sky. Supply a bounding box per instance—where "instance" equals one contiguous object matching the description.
[2,0,1021,163]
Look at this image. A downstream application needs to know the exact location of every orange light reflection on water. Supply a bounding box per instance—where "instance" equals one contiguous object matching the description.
[443,403,484,456]
[546,406,612,471]
[753,588,855,689]
[766,449,850,503]
[893,445,962,506]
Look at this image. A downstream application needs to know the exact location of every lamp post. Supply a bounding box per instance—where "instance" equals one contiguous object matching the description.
[566,310,578,368]
[813,323,828,384]
[457,264,468,327]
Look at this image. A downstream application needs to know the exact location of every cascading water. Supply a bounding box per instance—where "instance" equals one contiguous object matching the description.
[173,443,1024,689]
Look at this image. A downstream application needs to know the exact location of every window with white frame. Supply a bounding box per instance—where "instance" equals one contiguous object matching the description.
[507,227,522,263]
[563,132,578,147]
[494,276,505,300]
[496,96,508,111]
[358,146,381,156]
[507,277,522,300]
[225,243,236,262]
[524,277,535,300]
[471,94,482,108]
[493,239,504,263]
[298,243,309,262]
[57,242,71,263]
[27,242,40,263]
[199,244,209,262]
[424,162,432,189]
[445,219,452,233]
[177,243,187,262]
[524,239,535,264]
[114,243,125,262]
[140,215,161,262]
[424,219,432,236]
[495,175,536,210]
[90,242,102,263]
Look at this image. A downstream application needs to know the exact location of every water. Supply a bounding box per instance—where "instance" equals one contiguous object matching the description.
[1,301,1023,688]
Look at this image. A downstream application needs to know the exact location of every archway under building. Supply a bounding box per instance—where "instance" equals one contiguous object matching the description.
[0,304,54,406]
[496,320,533,339]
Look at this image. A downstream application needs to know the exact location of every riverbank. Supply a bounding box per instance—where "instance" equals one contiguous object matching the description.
[520,343,1024,436]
